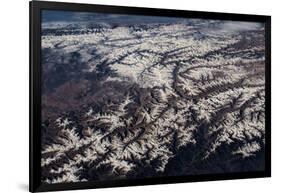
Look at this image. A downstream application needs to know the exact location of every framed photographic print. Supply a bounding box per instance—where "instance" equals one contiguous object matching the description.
[30,1,271,192]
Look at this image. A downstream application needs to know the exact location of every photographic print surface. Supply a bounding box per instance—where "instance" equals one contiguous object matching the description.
[41,10,266,184]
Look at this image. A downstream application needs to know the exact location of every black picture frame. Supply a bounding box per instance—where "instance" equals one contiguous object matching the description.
[30,1,271,192]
